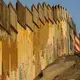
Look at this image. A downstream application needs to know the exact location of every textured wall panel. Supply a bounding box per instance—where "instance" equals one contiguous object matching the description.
[0,0,2,25]
[32,5,39,28]
[25,7,33,31]
[0,40,2,76]
[1,1,10,33]
[38,19,49,70]
[53,6,57,22]
[48,5,53,23]
[16,1,26,29]
[9,3,17,32]
[17,22,34,80]
[56,6,60,21]
[61,7,65,20]
[10,27,17,72]
[2,37,10,79]
[59,6,63,21]
[43,3,48,21]
[37,3,44,24]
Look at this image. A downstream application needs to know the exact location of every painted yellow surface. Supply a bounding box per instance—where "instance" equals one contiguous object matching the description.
[33,23,41,77]
[17,22,34,80]
[17,22,27,68]
[47,21,55,63]
[52,23,58,58]
[10,28,17,80]
[39,20,49,70]
[69,27,74,55]
[54,22,59,58]
[59,21,64,56]
[61,20,69,55]
[26,27,34,80]
[0,40,2,76]
[0,3,75,80]
[2,35,10,79]
[39,19,56,70]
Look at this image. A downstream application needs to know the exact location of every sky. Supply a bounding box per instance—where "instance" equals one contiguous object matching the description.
[4,0,80,32]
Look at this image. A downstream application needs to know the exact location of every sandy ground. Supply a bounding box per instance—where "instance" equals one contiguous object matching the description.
[53,60,80,80]
[34,55,80,80]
